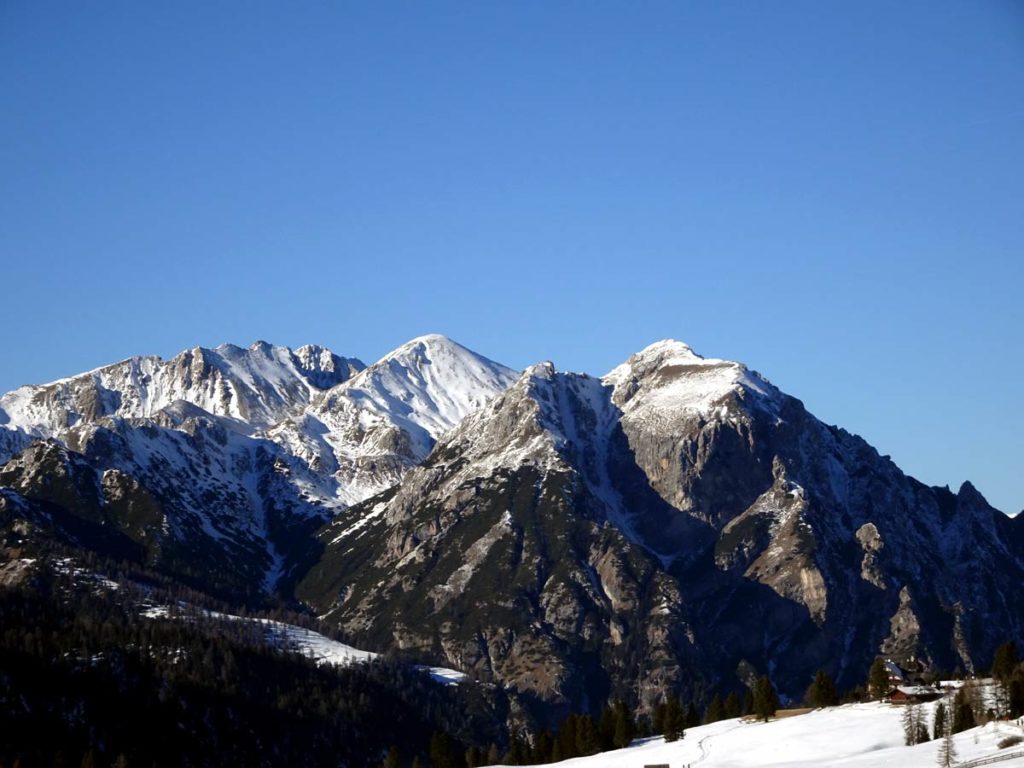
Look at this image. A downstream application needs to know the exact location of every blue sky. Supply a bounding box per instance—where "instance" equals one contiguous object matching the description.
[1,2,1022,513]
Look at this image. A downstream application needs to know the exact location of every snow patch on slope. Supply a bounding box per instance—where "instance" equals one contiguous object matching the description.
[143,604,467,685]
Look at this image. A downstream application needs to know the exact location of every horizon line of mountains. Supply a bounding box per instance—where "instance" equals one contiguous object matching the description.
[2,333,1022,727]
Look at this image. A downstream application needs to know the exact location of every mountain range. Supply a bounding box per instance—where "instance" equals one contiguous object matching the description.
[2,334,1021,728]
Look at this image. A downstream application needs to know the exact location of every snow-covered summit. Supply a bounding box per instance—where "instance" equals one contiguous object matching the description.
[604,339,781,417]
[336,333,518,445]
[0,341,364,441]
[264,335,519,506]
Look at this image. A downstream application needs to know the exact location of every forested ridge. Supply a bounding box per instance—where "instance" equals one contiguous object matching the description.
[0,564,501,768]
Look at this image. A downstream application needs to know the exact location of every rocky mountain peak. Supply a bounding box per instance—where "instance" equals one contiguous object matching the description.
[604,340,780,417]
[325,335,518,446]
[522,361,557,380]
[291,344,364,389]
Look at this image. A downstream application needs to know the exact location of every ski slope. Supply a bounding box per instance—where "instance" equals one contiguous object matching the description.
[494,703,1024,768]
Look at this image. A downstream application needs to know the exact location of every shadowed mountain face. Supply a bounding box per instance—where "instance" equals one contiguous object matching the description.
[2,337,1021,725]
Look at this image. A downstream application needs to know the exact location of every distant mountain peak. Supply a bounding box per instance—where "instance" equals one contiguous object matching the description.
[604,340,780,417]
[634,338,706,362]
[318,334,519,455]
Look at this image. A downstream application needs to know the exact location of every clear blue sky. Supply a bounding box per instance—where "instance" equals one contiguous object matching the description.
[1,2,1021,513]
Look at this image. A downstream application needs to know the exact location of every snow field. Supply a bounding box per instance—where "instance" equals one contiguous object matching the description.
[492,702,1024,768]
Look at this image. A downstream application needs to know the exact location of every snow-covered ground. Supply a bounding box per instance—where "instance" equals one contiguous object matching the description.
[244,615,467,685]
[493,703,1024,768]
[142,603,467,686]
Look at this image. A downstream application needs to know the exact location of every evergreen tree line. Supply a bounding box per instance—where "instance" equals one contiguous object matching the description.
[469,674,785,768]
[0,574,502,768]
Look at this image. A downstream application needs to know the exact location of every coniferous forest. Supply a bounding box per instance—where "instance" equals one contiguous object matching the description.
[0,562,502,768]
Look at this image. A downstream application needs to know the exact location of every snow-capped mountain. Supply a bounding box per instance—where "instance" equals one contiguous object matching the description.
[296,341,1024,726]
[271,334,518,505]
[0,335,517,598]
[2,335,1021,729]
[0,341,363,438]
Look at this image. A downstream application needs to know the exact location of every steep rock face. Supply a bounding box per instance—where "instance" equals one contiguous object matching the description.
[298,341,1024,721]
[605,341,781,528]
[298,364,708,723]
[855,523,886,589]
[598,342,1024,696]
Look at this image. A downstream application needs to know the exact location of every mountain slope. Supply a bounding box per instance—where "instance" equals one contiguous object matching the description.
[0,335,517,601]
[272,334,518,505]
[297,341,1024,726]
[0,341,363,441]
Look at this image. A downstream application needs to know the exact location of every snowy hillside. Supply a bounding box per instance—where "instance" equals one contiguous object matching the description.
[493,704,1024,768]
[143,602,467,686]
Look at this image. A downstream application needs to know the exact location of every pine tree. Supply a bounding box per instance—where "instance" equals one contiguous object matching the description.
[917,721,930,745]
[952,687,976,733]
[663,697,686,742]
[557,713,579,759]
[723,691,742,719]
[1009,672,1024,717]
[486,744,502,765]
[612,701,635,749]
[550,741,563,763]
[505,735,527,765]
[936,709,958,768]
[80,751,98,768]
[652,701,667,734]
[753,676,778,722]
[429,732,459,768]
[685,702,701,728]
[932,702,946,741]
[705,693,724,724]
[599,703,616,751]
[902,704,916,746]
[575,715,601,756]
[992,641,1019,682]
[868,658,890,700]
[533,731,553,764]
[806,670,839,708]
[902,704,929,745]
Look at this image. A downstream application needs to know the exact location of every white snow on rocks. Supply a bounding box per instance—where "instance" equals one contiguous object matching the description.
[604,339,781,419]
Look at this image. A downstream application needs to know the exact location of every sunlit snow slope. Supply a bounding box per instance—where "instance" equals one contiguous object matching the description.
[493,703,1024,768]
